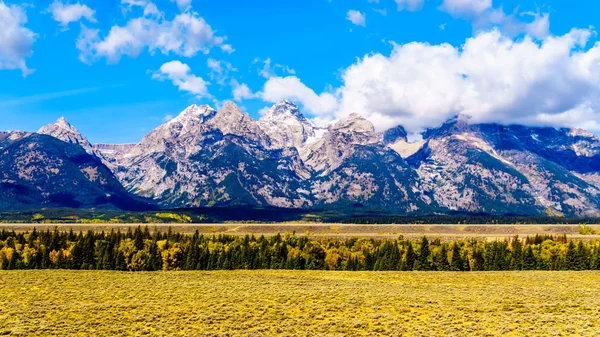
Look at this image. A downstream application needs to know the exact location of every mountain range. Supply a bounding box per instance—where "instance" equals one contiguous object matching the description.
[3,99,600,216]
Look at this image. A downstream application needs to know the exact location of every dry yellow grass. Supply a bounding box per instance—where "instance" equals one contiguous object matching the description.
[1,270,599,336]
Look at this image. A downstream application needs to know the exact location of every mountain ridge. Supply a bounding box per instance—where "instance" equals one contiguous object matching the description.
[6,100,600,216]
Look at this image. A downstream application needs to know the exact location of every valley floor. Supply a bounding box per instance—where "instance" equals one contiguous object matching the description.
[2,223,600,241]
[0,270,599,336]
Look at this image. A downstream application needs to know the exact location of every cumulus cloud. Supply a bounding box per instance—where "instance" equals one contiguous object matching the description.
[152,60,209,97]
[395,0,424,12]
[333,28,600,132]
[261,76,338,115]
[0,1,36,76]
[77,11,226,63]
[48,1,96,28]
[231,79,255,102]
[346,10,366,27]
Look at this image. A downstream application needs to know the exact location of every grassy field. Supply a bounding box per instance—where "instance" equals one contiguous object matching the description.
[0,270,599,336]
[3,223,600,241]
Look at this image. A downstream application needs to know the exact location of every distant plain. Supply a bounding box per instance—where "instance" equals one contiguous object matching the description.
[2,223,600,240]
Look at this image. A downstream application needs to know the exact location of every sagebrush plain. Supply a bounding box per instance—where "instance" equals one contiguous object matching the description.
[1,270,599,336]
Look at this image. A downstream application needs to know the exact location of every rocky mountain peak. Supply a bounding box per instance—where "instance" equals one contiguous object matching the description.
[38,117,94,154]
[383,125,408,144]
[217,101,244,117]
[171,104,216,124]
[300,112,381,174]
[208,101,269,146]
[330,113,376,136]
[267,100,303,118]
[55,117,73,129]
[422,113,473,139]
[258,100,316,149]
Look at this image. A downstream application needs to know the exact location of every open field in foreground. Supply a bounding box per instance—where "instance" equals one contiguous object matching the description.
[0,271,599,336]
[2,223,600,240]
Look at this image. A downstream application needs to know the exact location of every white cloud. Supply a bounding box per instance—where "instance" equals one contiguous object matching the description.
[346,10,366,27]
[255,58,295,79]
[439,0,550,39]
[334,28,600,132]
[152,60,209,97]
[220,44,235,54]
[395,0,424,12]
[439,0,491,18]
[207,58,236,85]
[48,1,95,28]
[261,76,338,115]
[523,13,550,40]
[121,0,161,18]
[171,0,191,11]
[231,79,255,102]
[0,1,36,76]
[77,11,226,63]
[207,58,221,73]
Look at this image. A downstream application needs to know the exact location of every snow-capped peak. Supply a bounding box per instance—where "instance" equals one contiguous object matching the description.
[173,104,216,123]
[258,100,316,149]
[265,100,305,119]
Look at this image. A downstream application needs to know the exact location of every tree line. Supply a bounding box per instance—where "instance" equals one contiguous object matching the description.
[0,227,599,271]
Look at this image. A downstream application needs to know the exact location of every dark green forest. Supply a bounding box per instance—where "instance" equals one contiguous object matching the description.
[1,227,599,271]
[4,207,600,224]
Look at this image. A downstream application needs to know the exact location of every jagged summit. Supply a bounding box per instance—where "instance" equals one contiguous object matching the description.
[422,113,473,139]
[55,117,73,129]
[258,100,316,149]
[38,117,94,154]
[171,104,216,124]
[330,112,376,137]
[267,100,304,118]
[383,125,408,144]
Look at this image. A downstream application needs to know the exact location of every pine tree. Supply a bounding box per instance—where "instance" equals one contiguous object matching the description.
[133,226,145,251]
[510,239,523,270]
[403,243,416,271]
[450,243,463,271]
[472,248,484,271]
[566,241,577,270]
[576,241,590,270]
[435,244,450,271]
[415,237,431,271]
[522,246,536,270]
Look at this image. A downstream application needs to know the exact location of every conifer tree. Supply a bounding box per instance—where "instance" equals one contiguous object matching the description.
[450,243,463,271]
[522,246,536,270]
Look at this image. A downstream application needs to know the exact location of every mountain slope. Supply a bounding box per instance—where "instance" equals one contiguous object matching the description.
[407,117,600,216]
[0,133,152,210]
[304,114,428,211]
[14,100,600,216]
[116,102,312,208]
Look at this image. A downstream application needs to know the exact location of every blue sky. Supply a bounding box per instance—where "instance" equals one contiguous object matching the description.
[1,0,600,144]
